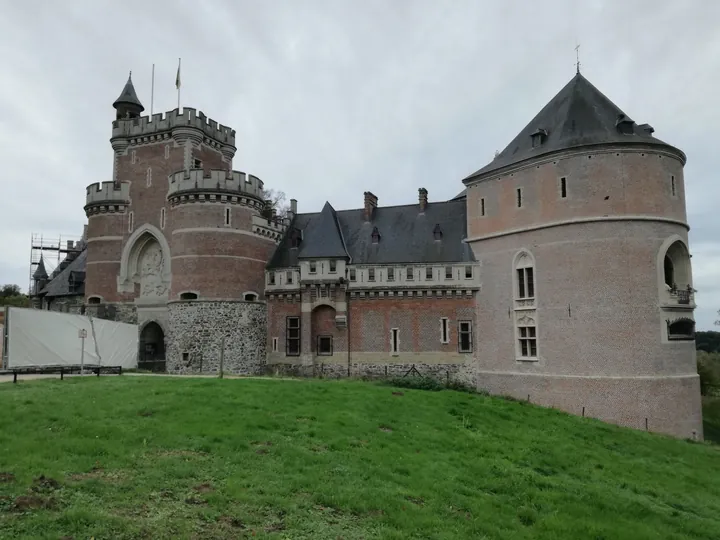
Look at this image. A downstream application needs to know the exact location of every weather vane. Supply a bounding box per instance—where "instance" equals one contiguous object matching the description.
[575,43,581,74]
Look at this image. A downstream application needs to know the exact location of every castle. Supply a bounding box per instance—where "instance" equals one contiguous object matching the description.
[31,71,702,439]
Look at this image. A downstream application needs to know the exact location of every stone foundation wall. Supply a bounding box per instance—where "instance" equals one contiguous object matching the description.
[44,295,85,314]
[167,300,267,375]
[477,371,703,440]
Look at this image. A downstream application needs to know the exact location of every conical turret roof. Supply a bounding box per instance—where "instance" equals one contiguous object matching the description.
[113,72,144,112]
[33,256,48,280]
[465,72,684,181]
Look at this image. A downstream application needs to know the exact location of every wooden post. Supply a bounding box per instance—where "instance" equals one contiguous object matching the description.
[219,337,225,379]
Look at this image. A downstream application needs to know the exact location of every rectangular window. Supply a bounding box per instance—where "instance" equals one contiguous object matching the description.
[517,188,523,208]
[317,335,333,356]
[309,261,317,273]
[426,267,433,280]
[329,260,337,273]
[671,175,676,196]
[272,337,278,353]
[516,267,534,298]
[224,207,231,226]
[464,265,472,279]
[368,268,375,282]
[445,266,453,279]
[458,321,473,353]
[349,268,356,281]
[518,326,537,357]
[480,197,485,216]
[387,267,395,281]
[286,271,293,284]
[406,267,414,281]
[160,207,166,230]
[269,272,276,285]
[440,318,449,344]
[391,328,399,354]
[286,317,300,356]
[560,177,567,198]
[193,158,202,169]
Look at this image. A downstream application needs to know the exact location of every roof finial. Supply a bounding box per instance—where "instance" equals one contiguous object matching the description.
[575,43,581,74]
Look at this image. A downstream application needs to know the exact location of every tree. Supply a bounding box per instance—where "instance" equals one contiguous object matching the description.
[715,309,719,327]
[1,284,21,298]
[0,284,29,308]
[261,188,291,219]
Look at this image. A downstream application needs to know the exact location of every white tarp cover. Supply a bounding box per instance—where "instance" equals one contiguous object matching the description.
[5,307,137,369]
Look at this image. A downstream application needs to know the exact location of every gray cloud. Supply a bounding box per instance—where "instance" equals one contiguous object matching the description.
[1,0,718,328]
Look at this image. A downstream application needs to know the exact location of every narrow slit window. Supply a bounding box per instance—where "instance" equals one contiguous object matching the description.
[128,211,134,233]
[440,318,449,344]
[146,167,152,187]
[560,177,567,198]
[391,328,399,354]
[458,321,473,353]
[164,145,170,159]
[160,207,166,229]
[286,317,300,356]
[517,188,523,208]
[224,207,231,226]
[671,175,676,196]
[480,197,486,216]
[272,337,278,353]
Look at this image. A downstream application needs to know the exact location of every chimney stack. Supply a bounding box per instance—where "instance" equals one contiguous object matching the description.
[67,240,74,250]
[289,198,297,218]
[364,191,378,221]
[418,188,428,212]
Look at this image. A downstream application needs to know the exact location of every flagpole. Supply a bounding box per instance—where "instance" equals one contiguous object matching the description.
[176,57,181,110]
[150,63,155,115]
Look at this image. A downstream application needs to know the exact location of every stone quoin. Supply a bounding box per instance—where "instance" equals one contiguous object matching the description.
[31,71,701,439]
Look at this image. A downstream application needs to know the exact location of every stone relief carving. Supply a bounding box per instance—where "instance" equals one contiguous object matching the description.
[516,313,536,325]
[139,241,168,298]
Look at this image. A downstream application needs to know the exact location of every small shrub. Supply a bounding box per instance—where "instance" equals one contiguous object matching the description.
[697,351,720,396]
[385,376,445,392]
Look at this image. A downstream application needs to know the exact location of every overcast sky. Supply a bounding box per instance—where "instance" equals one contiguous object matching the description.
[1,0,718,328]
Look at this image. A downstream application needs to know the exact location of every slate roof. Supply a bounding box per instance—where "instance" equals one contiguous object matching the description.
[39,248,87,297]
[113,73,144,112]
[297,202,348,259]
[268,198,474,269]
[32,257,48,280]
[465,72,684,181]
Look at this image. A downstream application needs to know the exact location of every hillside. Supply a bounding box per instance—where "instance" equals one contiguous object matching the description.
[0,376,719,539]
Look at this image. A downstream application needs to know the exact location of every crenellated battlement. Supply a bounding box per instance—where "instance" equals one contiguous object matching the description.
[167,169,265,206]
[111,107,235,147]
[84,181,131,216]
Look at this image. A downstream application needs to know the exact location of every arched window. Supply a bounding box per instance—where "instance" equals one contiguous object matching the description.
[663,241,690,290]
[514,251,535,300]
[244,293,258,302]
[179,292,198,300]
[87,296,102,305]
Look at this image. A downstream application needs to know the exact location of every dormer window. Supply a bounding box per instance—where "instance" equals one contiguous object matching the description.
[530,128,547,148]
[433,224,442,240]
[615,114,635,135]
[371,227,381,244]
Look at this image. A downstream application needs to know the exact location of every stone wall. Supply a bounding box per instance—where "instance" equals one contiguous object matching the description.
[167,300,267,375]
[44,295,85,314]
[85,302,138,324]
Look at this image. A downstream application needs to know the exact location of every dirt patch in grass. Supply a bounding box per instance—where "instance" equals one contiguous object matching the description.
[0,472,15,483]
[11,495,58,512]
[392,391,404,396]
[185,496,207,505]
[31,475,60,493]
[379,424,393,432]
[218,515,245,529]
[405,495,425,506]
[193,483,214,493]
[67,467,127,483]
[155,449,207,459]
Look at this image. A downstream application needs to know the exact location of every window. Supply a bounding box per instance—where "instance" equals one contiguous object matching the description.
[329,260,337,273]
[662,240,691,294]
[146,167,152,187]
[426,267,433,280]
[445,266,453,279]
[317,335,333,356]
[390,328,399,354]
[87,296,101,305]
[128,211,134,233]
[517,267,534,298]
[224,207,231,226]
[440,318,449,344]
[368,268,375,282]
[286,271,294,284]
[243,293,257,301]
[433,224,443,240]
[458,321,472,353]
[480,197,485,216]
[518,326,537,357]
[182,352,189,363]
[286,317,300,356]
[164,145,170,159]
[272,337,278,353]
[667,318,695,341]
[180,292,198,300]
[349,268,356,281]
[193,158,202,169]
[464,266,472,279]
[268,272,276,285]
[516,188,523,208]
[387,267,395,281]
[371,227,381,243]
[131,150,136,164]
[160,207,166,229]
[671,175,676,196]
[560,177,567,198]
[406,267,414,280]
[309,261,317,274]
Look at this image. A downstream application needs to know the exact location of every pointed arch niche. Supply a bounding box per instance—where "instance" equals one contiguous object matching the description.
[118,224,171,300]
[657,235,694,308]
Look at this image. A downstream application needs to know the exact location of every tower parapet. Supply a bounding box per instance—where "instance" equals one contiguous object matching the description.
[84,181,131,216]
[167,169,265,207]
[111,108,235,149]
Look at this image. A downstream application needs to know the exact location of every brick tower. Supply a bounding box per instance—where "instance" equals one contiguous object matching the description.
[463,72,701,439]
[83,73,286,373]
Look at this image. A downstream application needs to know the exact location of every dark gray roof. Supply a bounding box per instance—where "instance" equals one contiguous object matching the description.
[465,72,684,181]
[268,198,474,269]
[32,257,48,279]
[113,73,144,111]
[297,202,348,259]
[451,189,466,200]
[39,248,87,297]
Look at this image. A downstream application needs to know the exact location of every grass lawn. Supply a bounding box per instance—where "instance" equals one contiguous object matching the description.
[0,377,719,539]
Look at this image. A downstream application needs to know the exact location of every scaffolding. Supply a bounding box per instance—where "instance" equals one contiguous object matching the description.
[29,233,83,295]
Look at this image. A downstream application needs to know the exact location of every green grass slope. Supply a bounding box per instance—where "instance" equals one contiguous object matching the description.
[0,376,719,539]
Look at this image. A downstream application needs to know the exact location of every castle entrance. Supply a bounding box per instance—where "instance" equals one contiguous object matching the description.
[138,321,166,372]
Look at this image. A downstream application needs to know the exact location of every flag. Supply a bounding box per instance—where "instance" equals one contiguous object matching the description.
[175,58,181,90]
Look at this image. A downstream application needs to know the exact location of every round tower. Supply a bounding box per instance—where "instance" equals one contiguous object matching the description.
[463,73,701,439]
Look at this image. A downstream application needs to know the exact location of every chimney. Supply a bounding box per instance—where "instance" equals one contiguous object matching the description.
[67,240,74,251]
[82,225,88,241]
[418,188,428,212]
[364,191,378,221]
[289,198,297,219]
